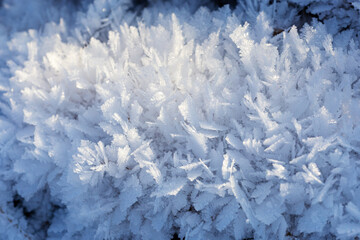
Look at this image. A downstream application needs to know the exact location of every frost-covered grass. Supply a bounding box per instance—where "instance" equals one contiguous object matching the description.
[1,0,360,239]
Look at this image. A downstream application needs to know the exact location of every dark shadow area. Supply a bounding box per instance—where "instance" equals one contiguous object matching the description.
[213,0,237,9]
[171,233,183,240]
[12,191,64,239]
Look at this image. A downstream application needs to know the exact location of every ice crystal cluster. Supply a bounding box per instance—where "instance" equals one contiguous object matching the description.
[1,0,360,239]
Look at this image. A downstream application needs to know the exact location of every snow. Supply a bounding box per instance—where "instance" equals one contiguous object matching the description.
[1,0,360,239]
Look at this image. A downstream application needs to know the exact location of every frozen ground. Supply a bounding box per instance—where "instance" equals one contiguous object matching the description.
[1,0,360,239]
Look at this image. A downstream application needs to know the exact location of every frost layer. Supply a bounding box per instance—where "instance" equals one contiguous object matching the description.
[1,0,360,239]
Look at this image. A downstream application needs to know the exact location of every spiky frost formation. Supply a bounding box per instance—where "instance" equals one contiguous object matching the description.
[1,0,360,239]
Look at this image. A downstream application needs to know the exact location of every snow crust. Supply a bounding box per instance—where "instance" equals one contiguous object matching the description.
[1,0,360,239]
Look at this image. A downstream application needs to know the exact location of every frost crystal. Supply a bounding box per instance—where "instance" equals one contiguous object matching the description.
[1,0,360,239]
